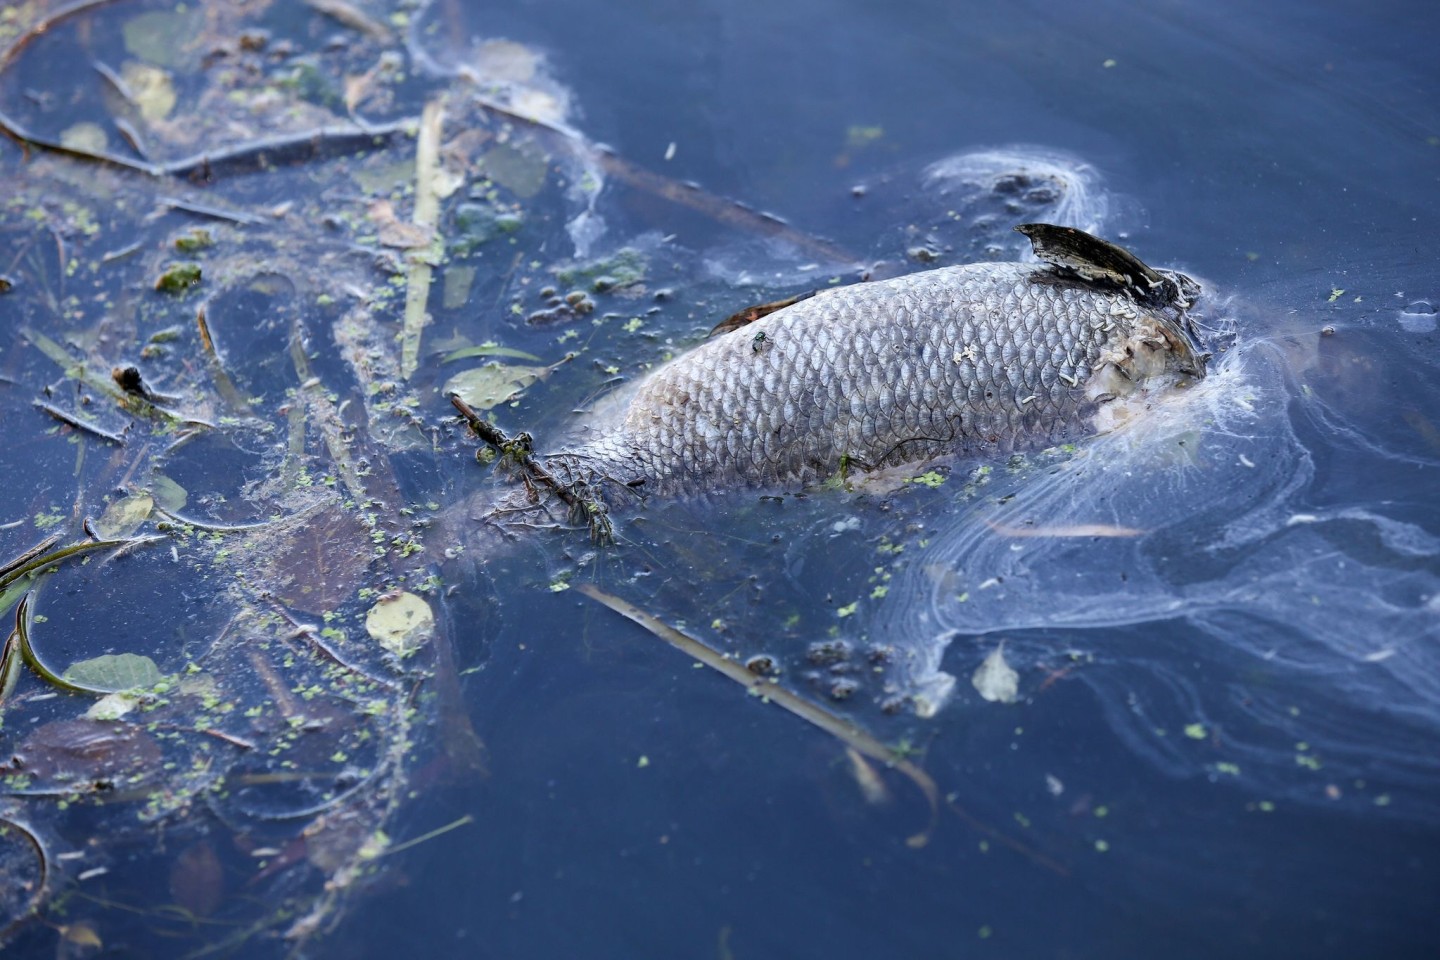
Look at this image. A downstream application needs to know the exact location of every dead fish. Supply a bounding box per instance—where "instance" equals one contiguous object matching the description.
[542,224,1208,497]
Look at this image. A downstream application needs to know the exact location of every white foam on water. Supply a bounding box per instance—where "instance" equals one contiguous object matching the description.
[875,328,1440,811]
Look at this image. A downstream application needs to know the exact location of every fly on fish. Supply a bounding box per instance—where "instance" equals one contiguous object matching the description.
[455,223,1209,503]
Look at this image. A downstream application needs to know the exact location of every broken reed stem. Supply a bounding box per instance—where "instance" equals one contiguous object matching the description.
[577,584,1071,873]
[196,305,256,417]
[32,401,126,445]
[0,534,62,582]
[0,535,164,592]
[400,100,444,380]
[463,90,858,266]
[576,582,940,848]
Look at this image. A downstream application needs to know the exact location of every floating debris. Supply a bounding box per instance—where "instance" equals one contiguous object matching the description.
[365,591,436,658]
[972,643,1020,704]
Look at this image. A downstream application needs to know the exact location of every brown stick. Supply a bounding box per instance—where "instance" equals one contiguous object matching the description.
[577,581,939,848]
[473,91,859,265]
[32,401,126,444]
[448,393,614,544]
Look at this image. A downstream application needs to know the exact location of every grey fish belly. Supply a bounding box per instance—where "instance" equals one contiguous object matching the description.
[562,262,1155,494]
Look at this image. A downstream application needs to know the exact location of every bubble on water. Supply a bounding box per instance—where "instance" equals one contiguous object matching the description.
[924,147,1112,237]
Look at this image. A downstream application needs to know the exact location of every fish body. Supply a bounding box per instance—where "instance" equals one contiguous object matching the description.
[553,250,1204,496]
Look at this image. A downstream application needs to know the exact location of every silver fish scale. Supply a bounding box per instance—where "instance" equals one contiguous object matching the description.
[563,262,1174,495]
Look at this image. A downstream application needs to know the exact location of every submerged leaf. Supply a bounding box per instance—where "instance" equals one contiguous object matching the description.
[149,473,188,512]
[250,505,372,614]
[972,643,1019,704]
[442,363,546,411]
[85,691,142,721]
[364,591,435,657]
[63,652,164,692]
[60,122,109,154]
[442,344,543,363]
[479,142,548,199]
[122,9,200,68]
[121,61,177,121]
[170,841,224,917]
[442,265,478,310]
[95,492,154,539]
[59,922,103,949]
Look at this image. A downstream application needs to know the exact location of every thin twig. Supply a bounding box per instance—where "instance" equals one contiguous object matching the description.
[0,534,62,581]
[100,241,143,264]
[577,582,940,847]
[449,393,615,545]
[91,58,135,105]
[378,813,475,857]
[464,92,858,266]
[305,0,395,42]
[158,196,266,225]
[595,150,856,265]
[33,400,127,445]
[257,591,402,691]
[194,304,254,416]
[0,535,164,591]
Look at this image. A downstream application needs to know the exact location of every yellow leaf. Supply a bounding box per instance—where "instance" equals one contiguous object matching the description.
[442,363,546,411]
[95,492,154,539]
[364,591,434,657]
[60,921,103,948]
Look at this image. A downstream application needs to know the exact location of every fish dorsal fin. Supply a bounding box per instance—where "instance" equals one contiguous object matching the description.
[1015,223,1178,308]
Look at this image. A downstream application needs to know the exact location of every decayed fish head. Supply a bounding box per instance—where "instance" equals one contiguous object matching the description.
[1016,221,1213,390]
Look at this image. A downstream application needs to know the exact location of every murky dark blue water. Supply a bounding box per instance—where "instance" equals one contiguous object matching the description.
[1,0,1437,957]
[348,2,1440,959]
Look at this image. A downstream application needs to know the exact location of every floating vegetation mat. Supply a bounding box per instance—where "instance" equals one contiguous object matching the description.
[0,0,1113,953]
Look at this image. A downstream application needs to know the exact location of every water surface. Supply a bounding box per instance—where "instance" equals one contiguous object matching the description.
[1,0,1436,957]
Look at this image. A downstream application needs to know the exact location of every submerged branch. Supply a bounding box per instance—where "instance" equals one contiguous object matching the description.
[194,305,255,417]
[594,149,856,265]
[449,393,614,545]
[462,90,858,265]
[0,534,164,592]
[577,582,940,848]
[12,592,116,695]
[32,400,127,445]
